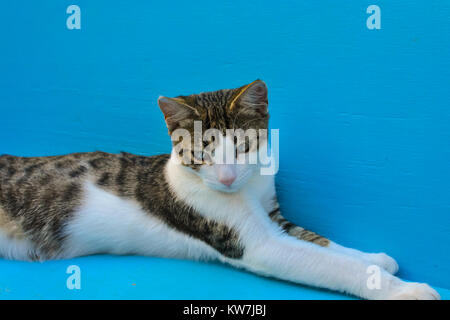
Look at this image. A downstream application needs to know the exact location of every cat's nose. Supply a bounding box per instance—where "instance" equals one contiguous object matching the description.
[216,164,237,187]
[219,176,236,187]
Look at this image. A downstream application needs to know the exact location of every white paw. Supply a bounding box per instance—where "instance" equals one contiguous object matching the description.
[366,252,399,274]
[389,282,441,300]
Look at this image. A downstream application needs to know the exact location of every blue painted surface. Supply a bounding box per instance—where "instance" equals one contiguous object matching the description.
[0,1,449,298]
[0,255,350,300]
[0,255,449,300]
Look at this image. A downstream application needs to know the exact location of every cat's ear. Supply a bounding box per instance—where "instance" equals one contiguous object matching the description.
[230,80,268,115]
[158,97,198,133]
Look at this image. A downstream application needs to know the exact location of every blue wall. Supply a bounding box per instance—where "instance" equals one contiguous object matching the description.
[1,1,449,289]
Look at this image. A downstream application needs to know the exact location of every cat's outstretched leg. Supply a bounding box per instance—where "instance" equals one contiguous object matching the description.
[268,207,399,274]
[226,230,439,300]
[327,242,399,275]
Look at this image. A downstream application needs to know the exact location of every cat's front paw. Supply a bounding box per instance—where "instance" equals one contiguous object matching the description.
[366,252,399,274]
[388,282,441,300]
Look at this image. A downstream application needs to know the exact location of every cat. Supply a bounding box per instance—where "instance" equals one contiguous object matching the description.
[0,80,440,300]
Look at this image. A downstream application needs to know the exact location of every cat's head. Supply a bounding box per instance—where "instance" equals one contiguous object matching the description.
[158,80,269,193]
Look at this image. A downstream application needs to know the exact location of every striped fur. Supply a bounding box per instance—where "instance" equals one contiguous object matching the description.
[268,205,330,247]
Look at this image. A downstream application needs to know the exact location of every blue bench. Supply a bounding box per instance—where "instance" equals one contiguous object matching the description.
[0,255,448,299]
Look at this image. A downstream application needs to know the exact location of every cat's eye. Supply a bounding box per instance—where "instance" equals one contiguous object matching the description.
[235,135,251,154]
[202,146,215,164]
[202,151,214,164]
[190,150,204,163]
[236,142,250,154]
[202,138,217,164]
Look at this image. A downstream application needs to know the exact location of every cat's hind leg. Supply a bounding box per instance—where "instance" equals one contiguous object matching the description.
[0,231,37,261]
[0,206,37,261]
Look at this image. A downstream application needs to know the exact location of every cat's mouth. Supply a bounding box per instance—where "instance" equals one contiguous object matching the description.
[202,179,241,194]
[215,185,240,193]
